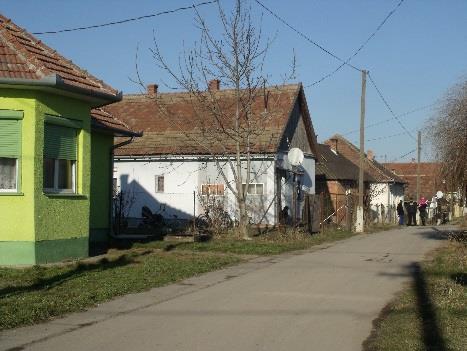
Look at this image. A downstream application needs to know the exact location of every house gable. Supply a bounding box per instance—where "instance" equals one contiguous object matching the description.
[277,87,318,157]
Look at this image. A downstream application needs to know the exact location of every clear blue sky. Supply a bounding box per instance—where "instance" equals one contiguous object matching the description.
[2,0,466,162]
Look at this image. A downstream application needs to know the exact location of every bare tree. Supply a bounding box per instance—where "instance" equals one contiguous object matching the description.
[146,0,293,239]
[427,78,467,204]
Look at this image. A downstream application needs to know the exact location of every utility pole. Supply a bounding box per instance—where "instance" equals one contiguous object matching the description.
[356,69,368,233]
[416,131,421,201]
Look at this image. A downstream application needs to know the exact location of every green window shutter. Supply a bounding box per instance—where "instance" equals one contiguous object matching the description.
[0,119,21,157]
[44,124,77,160]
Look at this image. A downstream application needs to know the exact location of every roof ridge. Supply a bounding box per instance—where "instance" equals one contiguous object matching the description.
[121,83,301,99]
[328,134,399,183]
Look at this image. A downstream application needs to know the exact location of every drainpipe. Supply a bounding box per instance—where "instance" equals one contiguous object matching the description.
[109,137,152,240]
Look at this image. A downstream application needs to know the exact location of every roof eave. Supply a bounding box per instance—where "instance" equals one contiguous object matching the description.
[91,121,143,137]
[0,74,122,107]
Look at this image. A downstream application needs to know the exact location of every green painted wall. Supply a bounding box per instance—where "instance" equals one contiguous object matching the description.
[34,93,91,247]
[0,89,94,265]
[90,132,113,243]
[0,89,37,242]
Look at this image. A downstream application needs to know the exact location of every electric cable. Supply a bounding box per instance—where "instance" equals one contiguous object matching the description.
[368,72,416,141]
[305,0,406,88]
[32,0,218,35]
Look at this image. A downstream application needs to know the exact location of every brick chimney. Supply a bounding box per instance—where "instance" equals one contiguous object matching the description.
[147,84,158,96]
[208,79,220,91]
[367,149,375,161]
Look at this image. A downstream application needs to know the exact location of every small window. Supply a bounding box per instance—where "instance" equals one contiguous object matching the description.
[242,183,264,195]
[43,159,76,193]
[0,158,18,192]
[155,175,164,192]
[201,184,225,196]
[43,123,77,193]
[0,112,22,193]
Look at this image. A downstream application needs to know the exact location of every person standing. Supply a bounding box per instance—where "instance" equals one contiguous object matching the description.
[405,199,417,226]
[418,197,428,226]
[397,200,405,225]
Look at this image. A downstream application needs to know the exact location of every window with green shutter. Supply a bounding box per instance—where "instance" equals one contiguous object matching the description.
[43,122,79,193]
[0,111,23,193]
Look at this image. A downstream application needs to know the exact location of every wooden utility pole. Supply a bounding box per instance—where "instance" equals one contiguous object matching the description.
[416,131,421,201]
[356,70,368,233]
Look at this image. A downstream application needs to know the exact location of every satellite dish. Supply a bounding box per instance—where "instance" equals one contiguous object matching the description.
[436,191,444,199]
[288,148,304,166]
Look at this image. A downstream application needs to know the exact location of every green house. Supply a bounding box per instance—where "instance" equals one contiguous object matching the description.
[0,15,138,265]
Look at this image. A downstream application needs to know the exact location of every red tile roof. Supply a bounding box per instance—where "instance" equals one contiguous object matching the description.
[0,14,119,98]
[324,134,406,184]
[383,162,443,199]
[90,108,141,137]
[107,83,317,156]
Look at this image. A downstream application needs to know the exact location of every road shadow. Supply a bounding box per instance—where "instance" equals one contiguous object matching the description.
[410,262,447,350]
[0,255,134,298]
[364,262,448,351]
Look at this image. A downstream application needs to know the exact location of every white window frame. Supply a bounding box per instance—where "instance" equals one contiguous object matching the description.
[43,159,76,194]
[242,183,264,195]
[0,157,18,193]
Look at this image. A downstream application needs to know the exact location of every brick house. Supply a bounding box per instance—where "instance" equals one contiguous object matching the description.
[383,162,443,200]
[321,135,406,222]
[315,143,377,224]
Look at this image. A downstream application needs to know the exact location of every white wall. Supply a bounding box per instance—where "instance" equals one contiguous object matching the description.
[114,157,277,224]
[114,160,200,220]
[114,154,316,225]
[369,182,404,222]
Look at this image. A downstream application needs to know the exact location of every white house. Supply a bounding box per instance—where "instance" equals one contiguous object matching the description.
[107,82,319,225]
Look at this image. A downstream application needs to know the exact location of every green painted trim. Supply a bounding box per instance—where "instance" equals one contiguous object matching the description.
[0,110,24,119]
[0,241,35,266]
[45,115,82,129]
[35,237,88,264]
[0,192,24,196]
[43,193,87,199]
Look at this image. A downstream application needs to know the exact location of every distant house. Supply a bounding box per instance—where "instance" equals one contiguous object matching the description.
[383,162,443,200]
[0,15,139,265]
[322,135,406,220]
[315,143,376,224]
[106,82,319,225]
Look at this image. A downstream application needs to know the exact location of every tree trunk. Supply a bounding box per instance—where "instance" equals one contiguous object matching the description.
[238,199,250,239]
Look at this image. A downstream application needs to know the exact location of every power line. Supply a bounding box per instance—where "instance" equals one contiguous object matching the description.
[253,0,362,72]
[32,0,218,35]
[366,129,416,142]
[342,103,435,136]
[306,0,406,88]
[390,148,416,162]
[367,72,416,141]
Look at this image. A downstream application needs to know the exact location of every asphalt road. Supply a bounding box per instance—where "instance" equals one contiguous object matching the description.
[0,225,452,351]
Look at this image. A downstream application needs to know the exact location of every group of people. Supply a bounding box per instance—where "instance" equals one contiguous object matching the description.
[396,197,428,226]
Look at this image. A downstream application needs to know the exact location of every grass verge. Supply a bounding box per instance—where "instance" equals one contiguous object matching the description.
[135,228,358,255]
[363,233,466,351]
[0,250,241,330]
